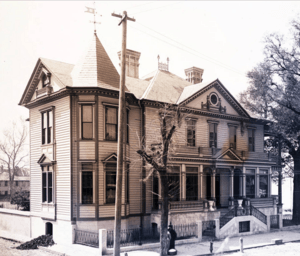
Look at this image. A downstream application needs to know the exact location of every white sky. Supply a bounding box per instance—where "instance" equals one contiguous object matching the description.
[0,1,299,136]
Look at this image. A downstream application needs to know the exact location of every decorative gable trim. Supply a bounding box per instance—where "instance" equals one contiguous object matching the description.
[37,154,54,165]
[102,153,117,163]
[216,148,242,162]
[179,79,250,118]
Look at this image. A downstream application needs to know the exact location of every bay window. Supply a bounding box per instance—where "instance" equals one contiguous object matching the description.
[81,105,93,140]
[105,163,117,204]
[81,163,93,204]
[42,165,53,203]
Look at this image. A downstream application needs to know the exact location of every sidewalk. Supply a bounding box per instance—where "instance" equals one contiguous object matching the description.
[2,227,300,256]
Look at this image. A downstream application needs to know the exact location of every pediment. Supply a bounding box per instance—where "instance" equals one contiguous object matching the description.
[37,154,53,165]
[179,79,250,118]
[216,148,242,161]
[102,153,117,163]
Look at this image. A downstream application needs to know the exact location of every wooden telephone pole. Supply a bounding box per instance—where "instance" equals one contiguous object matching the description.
[111,11,135,256]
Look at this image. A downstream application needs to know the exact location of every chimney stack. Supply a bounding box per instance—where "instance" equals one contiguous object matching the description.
[118,49,141,79]
[184,67,204,84]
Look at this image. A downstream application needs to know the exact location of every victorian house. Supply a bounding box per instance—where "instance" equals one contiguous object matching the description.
[19,32,279,245]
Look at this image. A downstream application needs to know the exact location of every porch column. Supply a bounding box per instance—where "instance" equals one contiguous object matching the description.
[211,168,216,200]
[182,164,186,201]
[242,166,246,197]
[268,168,271,197]
[239,176,243,197]
[256,167,260,198]
[198,165,203,200]
[229,167,234,198]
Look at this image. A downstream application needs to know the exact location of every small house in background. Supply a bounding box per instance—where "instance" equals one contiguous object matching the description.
[17,31,280,246]
[0,170,30,196]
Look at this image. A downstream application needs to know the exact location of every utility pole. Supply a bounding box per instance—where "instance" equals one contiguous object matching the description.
[111,11,135,256]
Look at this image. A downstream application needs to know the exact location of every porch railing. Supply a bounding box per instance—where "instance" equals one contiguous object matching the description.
[251,205,267,225]
[220,207,235,229]
[169,200,204,211]
[74,229,99,248]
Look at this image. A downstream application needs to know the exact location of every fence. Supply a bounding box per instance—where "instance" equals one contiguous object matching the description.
[283,215,293,227]
[74,229,99,247]
[107,223,198,248]
[270,215,279,229]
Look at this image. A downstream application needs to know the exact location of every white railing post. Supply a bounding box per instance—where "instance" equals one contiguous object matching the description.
[99,229,107,256]
[214,219,220,239]
[196,220,202,242]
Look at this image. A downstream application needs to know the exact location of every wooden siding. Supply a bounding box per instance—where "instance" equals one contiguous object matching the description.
[29,96,71,219]
[71,96,77,218]
[80,205,96,218]
[79,141,96,160]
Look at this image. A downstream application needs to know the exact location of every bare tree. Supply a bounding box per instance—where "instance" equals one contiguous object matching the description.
[137,104,182,256]
[0,118,28,197]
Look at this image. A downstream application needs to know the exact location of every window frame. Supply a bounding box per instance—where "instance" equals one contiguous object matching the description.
[42,165,54,204]
[228,123,238,150]
[186,166,198,201]
[186,118,196,147]
[81,104,94,140]
[248,128,255,152]
[245,169,255,198]
[104,162,117,204]
[167,166,181,202]
[208,120,219,148]
[81,163,94,204]
[259,169,269,198]
[105,106,118,141]
[40,107,54,146]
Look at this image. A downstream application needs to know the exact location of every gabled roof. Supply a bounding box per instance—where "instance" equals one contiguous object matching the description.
[37,154,53,165]
[71,33,121,90]
[19,58,74,105]
[140,70,191,104]
[102,153,117,163]
[178,79,251,118]
[125,76,150,99]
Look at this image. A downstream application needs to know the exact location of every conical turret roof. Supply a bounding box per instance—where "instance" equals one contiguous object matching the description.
[72,33,121,90]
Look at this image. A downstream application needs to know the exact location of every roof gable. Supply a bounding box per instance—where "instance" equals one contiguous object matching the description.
[102,153,117,163]
[178,79,250,118]
[19,58,74,105]
[37,154,53,165]
[215,148,242,161]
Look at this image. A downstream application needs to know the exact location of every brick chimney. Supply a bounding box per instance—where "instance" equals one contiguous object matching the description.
[118,49,141,79]
[184,67,204,84]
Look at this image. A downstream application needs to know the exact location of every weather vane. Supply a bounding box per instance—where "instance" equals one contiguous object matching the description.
[85,2,102,33]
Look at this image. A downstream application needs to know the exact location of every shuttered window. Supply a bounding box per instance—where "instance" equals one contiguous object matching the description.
[42,110,53,145]
[81,105,93,140]
[42,165,53,203]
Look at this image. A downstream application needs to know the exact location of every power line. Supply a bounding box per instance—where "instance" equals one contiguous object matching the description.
[128,24,245,77]
[131,2,181,15]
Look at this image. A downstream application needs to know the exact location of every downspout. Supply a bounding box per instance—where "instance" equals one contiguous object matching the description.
[139,100,146,230]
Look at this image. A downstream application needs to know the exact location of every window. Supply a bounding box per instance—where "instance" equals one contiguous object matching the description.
[259,170,268,198]
[5,191,8,195]
[15,181,19,187]
[186,167,198,201]
[81,105,93,140]
[105,163,116,204]
[187,119,196,147]
[42,165,53,203]
[82,163,93,204]
[42,74,49,88]
[105,107,118,141]
[5,181,8,186]
[209,123,217,148]
[246,169,255,198]
[168,166,180,202]
[105,106,129,142]
[248,129,255,152]
[42,110,53,145]
[229,126,237,149]
[239,221,250,233]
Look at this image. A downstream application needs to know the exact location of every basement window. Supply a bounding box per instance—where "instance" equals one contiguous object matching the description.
[239,221,250,233]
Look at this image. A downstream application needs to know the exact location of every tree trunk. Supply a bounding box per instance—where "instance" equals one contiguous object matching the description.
[9,180,14,199]
[160,169,169,256]
[293,155,300,224]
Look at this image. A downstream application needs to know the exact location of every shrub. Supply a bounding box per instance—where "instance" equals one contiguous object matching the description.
[10,190,30,211]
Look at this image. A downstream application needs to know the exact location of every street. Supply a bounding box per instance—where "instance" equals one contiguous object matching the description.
[0,238,57,256]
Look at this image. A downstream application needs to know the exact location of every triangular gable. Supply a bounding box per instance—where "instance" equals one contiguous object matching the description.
[19,58,74,105]
[37,154,53,165]
[102,153,117,163]
[215,148,242,161]
[178,79,250,118]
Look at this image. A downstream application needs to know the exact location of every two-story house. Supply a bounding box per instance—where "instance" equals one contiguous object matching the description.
[19,32,278,245]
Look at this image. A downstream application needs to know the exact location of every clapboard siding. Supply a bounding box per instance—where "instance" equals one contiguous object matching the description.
[54,96,71,218]
[71,96,77,218]
[80,205,96,218]
[79,141,96,160]
[29,96,71,218]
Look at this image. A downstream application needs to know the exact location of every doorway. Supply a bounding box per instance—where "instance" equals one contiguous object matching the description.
[234,169,242,198]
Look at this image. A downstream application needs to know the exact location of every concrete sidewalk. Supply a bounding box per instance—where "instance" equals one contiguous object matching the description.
[2,227,300,256]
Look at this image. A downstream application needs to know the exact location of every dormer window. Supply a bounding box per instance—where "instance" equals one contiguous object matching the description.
[42,73,50,88]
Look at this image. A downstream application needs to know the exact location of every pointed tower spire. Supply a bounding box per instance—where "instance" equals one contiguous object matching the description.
[71,34,120,90]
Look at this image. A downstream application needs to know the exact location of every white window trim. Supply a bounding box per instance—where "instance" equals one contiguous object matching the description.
[41,164,55,205]
[79,104,95,140]
[39,106,55,146]
[79,163,96,205]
